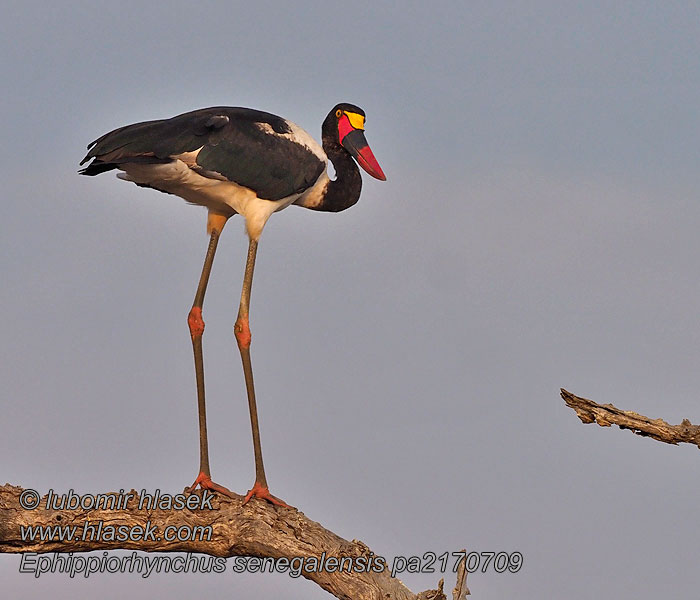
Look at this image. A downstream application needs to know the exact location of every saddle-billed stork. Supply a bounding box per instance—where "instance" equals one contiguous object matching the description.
[80,104,386,506]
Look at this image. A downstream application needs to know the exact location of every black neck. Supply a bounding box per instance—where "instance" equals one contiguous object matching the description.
[310,136,363,213]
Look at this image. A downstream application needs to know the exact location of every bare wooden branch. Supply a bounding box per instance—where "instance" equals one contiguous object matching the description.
[561,388,700,449]
[451,550,470,600]
[416,578,446,600]
[0,484,452,600]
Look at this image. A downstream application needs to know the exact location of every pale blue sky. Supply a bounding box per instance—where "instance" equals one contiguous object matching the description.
[2,2,700,598]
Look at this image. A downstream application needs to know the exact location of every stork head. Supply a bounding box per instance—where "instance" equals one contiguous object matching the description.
[323,103,386,181]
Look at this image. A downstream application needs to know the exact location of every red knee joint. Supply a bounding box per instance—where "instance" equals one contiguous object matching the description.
[234,317,251,348]
[188,307,205,339]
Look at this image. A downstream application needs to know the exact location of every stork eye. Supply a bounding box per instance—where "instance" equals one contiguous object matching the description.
[335,109,343,118]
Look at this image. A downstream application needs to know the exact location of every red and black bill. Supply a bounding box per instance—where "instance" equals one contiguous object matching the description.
[338,114,386,181]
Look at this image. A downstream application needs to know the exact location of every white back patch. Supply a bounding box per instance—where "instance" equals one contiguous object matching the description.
[254,120,327,163]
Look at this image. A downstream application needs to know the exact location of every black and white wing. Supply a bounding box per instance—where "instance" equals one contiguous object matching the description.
[80,107,326,201]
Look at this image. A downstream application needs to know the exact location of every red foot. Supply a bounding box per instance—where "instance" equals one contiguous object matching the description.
[234,316,251,349]
[186,471,235,498]
[243,481,289,507]
[188,307,205,339]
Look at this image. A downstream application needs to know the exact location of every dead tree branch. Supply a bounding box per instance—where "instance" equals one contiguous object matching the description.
[561,388,700,449]
[0,484,448,600]
[451,550,470,600]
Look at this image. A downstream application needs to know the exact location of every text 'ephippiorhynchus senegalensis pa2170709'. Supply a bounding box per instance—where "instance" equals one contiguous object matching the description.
[79,104,386,507]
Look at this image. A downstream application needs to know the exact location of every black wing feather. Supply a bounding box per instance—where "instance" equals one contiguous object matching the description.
[80,107,324,201]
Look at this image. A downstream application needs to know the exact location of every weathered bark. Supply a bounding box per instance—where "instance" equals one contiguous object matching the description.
[561,388,700,449]
[452,552,470,600]
[0,484,455,600]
